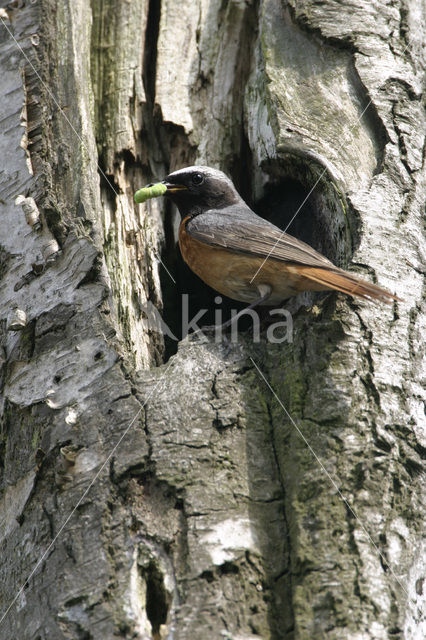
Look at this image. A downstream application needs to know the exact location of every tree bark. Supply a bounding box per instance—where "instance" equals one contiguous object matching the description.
[0,1,424,639]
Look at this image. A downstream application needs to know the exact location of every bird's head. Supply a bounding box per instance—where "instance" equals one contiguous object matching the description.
[162,166,242,216]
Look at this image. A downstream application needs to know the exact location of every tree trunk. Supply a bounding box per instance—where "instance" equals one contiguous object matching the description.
[0,1,424,639]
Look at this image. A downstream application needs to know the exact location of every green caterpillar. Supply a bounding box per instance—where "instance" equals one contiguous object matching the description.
[134,182,167,204]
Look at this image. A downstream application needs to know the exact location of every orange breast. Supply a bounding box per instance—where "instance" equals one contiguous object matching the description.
[178,218,323,304]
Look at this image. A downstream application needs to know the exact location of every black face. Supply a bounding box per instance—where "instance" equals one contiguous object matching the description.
[162,166,241,216]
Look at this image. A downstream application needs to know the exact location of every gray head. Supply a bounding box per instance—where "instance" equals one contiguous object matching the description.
[162,166,243,216]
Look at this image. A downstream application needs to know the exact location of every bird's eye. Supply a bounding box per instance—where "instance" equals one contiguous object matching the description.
[191,172,204,186]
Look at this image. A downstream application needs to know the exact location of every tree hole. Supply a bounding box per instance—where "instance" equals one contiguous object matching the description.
[261,154,353,269]
[145,562,169,636]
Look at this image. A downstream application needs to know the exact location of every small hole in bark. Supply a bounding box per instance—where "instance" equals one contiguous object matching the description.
[219,561,239,575]
[200,569,215,582]
[145,562,168,635]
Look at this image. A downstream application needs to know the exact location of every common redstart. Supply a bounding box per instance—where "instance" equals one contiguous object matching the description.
[135,166,399,308]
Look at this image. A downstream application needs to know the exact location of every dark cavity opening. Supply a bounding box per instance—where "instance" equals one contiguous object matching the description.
[145,562,169,636]
[256,178,317,248]
[142,0,161,106]
[261,154,354,269]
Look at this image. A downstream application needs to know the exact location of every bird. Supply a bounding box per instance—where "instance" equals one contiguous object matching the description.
[136,166,399,309]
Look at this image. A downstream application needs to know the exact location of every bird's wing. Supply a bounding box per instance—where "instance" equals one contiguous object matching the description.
[185,207,399,304]
[185,208,335,269]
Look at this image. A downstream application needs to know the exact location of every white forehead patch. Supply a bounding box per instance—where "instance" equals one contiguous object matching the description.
[167,165,232,185]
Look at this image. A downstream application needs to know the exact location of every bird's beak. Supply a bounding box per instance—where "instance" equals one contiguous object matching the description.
[162,180,188,195]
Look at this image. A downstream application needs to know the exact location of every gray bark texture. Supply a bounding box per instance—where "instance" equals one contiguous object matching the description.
[0,0,424,639]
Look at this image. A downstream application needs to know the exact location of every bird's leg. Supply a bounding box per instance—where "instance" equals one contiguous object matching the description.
[220,284,272,330]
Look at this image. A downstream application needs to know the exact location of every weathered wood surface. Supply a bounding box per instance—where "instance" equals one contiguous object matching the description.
[0,0,424,639]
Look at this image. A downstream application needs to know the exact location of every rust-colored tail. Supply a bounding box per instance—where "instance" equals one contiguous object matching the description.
[297,266,400,304]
